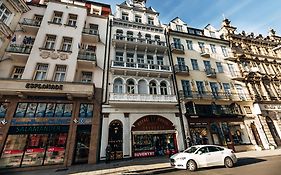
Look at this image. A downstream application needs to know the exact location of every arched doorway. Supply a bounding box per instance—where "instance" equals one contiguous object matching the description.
[131,115,177,158]
[266,117,281,146]
[250,123,263,147]
[108,120,123,160]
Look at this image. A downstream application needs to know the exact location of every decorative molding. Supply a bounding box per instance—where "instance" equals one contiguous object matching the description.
[40,50,69,60]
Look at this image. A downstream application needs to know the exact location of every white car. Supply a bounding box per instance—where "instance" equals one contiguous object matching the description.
[170,145,237,171]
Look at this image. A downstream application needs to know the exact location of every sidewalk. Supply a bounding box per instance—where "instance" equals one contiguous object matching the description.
[5,148,281,175]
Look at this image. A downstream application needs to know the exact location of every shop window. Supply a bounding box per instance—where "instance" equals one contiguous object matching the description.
[73,125,91,164]
[0,102,8,118]
[79,104,93,118]
[14,103,72,118]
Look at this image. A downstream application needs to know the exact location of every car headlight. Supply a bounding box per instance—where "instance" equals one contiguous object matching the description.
[176,157,186,160]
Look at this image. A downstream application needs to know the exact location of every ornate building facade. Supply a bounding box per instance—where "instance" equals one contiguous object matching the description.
[167,17,260,152]
[101,0,185,160]
[221,19,281,149]
[0,0,111,170]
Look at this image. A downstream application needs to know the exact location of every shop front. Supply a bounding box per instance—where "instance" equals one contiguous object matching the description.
[132,115,178,158]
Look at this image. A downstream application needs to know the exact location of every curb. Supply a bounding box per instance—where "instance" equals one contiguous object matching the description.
[123,167,176,175]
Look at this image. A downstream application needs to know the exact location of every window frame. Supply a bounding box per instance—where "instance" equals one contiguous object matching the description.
[34,63,48,81]
[81,71,93,83]
[53,65,67,82]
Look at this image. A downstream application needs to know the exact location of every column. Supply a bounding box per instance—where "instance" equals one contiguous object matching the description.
[100,113,109,160]
[123,113,131,158]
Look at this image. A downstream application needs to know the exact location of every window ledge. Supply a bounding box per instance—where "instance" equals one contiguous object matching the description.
[48,21,62,25]
[64,24,77,28]
[39,47,55,51]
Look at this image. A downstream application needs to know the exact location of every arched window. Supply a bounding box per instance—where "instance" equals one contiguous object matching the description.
[127,31,134,42]
[113,78,123,94]
[116,29,124,40]
[138,80,147,94]
[127,79,135,94]
[160,82,168,95]
[149,81,157,95]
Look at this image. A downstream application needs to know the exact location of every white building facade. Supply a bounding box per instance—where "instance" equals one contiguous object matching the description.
[101,0,185,160]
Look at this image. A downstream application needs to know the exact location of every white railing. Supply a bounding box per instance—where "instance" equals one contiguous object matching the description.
[109,93,177,103]
[111,61,172,72]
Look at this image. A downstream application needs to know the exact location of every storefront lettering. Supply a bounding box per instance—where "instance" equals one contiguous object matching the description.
[9,125,69,134]
[25,83,63,90]
[134,151,155,157]
[11,118,71,125]
[263,104,281,110]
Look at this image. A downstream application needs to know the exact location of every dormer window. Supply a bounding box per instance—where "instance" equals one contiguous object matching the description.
[135,15,142,23]
[148,17,154,25]
[176,25,183,32]
[210,31,216,38]
[122,12,129,21]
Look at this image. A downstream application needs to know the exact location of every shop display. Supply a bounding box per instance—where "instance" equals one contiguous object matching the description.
[0,103,8,118]
[35,103,47,117]
[73,126,91,164]
[79,104,94,118]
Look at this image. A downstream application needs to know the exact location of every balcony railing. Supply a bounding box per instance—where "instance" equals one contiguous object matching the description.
[77,51,96,61]
[179,90,253,101]
[205,68,216,77]
[113,35,167,47]
[82,28,99,36]
[200,48,210,58]
[171,43,185,53]
[6,44,32,54]
[111,60,172,72]
[174,65,189,74]
[109,93,177,103]
[21,18,41,27]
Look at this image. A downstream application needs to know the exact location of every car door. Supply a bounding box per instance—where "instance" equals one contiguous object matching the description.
[194,146,209,168]
[206,146,223,166]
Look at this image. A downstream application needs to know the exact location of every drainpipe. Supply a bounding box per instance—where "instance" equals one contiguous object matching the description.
[165,29,187,150]
[97,16,111,162]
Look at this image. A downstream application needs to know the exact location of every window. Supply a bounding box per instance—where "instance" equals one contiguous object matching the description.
[81,72,92,83]
[223,83,231,95]
[210,44,216,53]
[188,28,195,34]
[244,106,252,114]
[198,42,205,53]
[176,25,183,32]
[209,31,216,38]
[127,31,134,42]
[44,35,56,50]
[148,17,154,25]
[53,65,66,82]
[182,80,192,97]
[210,82,219,98]
[67,14,77,27]
[33,15,43,25]
[196,81,205,95]
[52,11,63,24]
[186,40,193,50]
[157,56,164,65]
[126,53,134,63]
[116,51,124,61]
[11,67,24,79]
[207,146,221,152]
[177,57,185,65]
[61,37,72,52]
[14,103,72,118]
[137,54,144,63]
[145,34,152,44]
[79,104,93,118]
[227,63,236,77]
[135,15,142,23]
[149,81,157,95]
[113,78,123,94]
[221,46,228,57]
[235,84,246,100]
[116,29,124,40]
[127,79,135,94]
[191,59,199,70]
[0,4,11,23]
[122,12,129,21]
[138,80,147,94]
[147,55,154,64]
[34,64,48,80]
[89,24,99,35]
[216,62,224,73]
[160,82,168,95]
[173,38,182,48]
[203,60,211,70]
[0,103,8,118]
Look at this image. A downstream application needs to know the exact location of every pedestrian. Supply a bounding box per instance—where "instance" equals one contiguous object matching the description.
[186,137,192,147]
[105,144,112,163]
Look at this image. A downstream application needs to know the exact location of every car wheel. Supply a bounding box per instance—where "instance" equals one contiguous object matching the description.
[224,157,234,168]
[187,160,197,171]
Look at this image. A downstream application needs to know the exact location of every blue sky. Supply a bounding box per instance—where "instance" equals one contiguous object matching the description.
[98,0,281,36]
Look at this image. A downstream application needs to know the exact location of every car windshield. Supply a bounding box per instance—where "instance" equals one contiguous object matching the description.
[184,146,199,153]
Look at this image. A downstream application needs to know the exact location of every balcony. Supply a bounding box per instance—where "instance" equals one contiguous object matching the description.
[82,28,99,43]
[174,65,189,75]
[109,93,177,106]
[112,35,167,51]
[200,48,210,58]
[20,18,41,33]
[6,44,32,61]
[0,79,94,99]
[224,52,237,61]
[179,91,253,101]
[111,60,172,77]
[77,51,96,68]
[171,43,185,54]
[230,71,244,81]
[205,68,216,78]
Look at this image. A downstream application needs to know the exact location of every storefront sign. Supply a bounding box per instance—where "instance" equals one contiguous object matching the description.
[134,151,155,158]
[132,115,175,131]
[261,104,281,111]
[11,118,71,125]
[8,125,69,134]
[25,83,63,90]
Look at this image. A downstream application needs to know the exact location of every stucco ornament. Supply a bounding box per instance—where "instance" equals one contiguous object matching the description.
[40,51,50,59]
[50,52,59,59]
[59,53,68,60]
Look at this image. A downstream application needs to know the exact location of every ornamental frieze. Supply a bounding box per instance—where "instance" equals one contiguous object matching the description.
[40,50,69,60]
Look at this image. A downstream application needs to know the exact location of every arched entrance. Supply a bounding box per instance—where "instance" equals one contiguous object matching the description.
[250,123,263,147]
[266,117,281,146]
[131,115,178,158]
[108,120,123,160]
